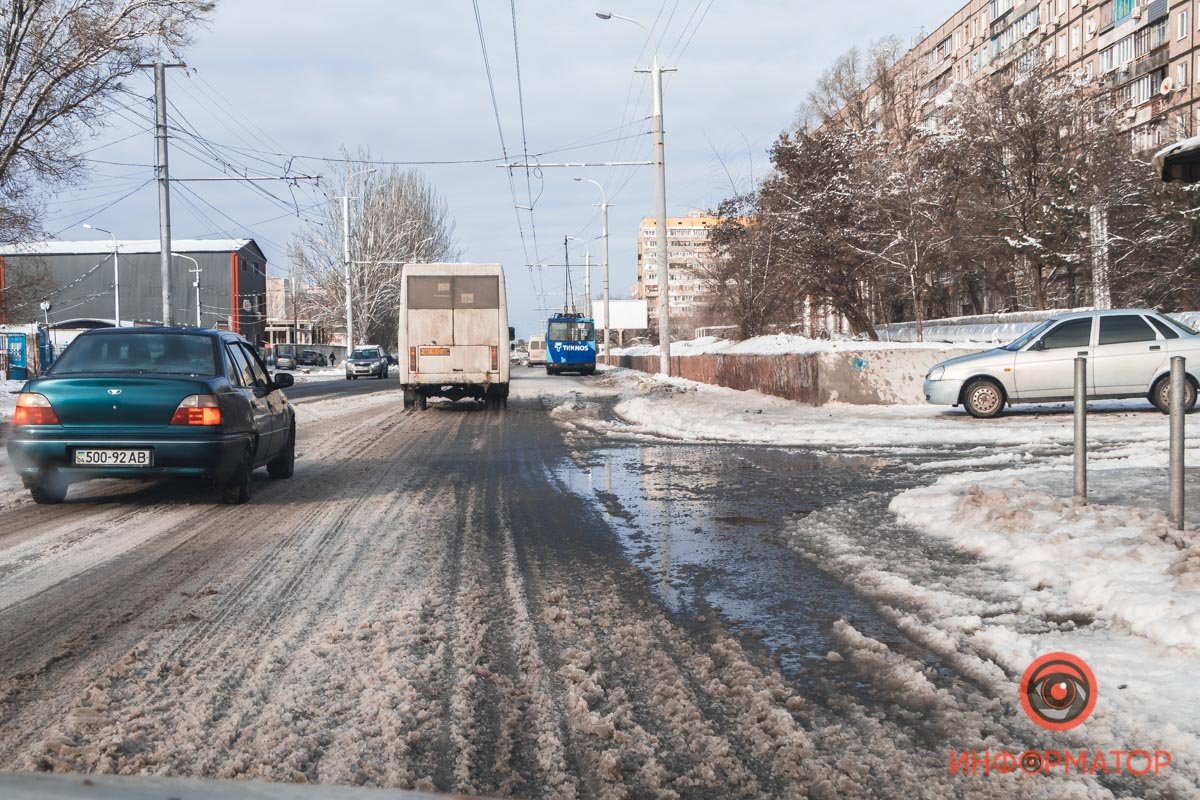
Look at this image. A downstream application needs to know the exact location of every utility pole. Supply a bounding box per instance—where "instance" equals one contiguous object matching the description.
[335,168,376,350]
[140,61,185,326]
[646,52,671,376]
[574,177,610,363]
[291,263,300,345]
[584,250,592,318]
[597,11,674,375]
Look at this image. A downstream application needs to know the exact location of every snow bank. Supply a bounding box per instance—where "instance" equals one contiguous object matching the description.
[0,378,20,421]
[892,476,1200,652]
[613,334,985,358]
[574,368,1171,454]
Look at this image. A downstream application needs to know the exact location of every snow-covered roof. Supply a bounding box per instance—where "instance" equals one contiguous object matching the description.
[1152,135,1200,181]
[0,238,255,256]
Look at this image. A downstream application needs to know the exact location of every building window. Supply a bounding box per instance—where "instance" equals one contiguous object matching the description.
[1180,11,1190,41]
[1058,32,1067,57]
[1071,23,1081,50]
[1178,61,1189,87]
[1115,0,1135,24]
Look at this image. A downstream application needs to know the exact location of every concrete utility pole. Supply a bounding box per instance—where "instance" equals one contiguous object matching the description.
[597,11,674,375]
[82,224,119,325]
[573,177,610,362]
[336,168,376,349]
[141,61,185,326]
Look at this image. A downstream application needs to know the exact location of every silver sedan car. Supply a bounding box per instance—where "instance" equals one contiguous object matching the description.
[924,309,1200,418]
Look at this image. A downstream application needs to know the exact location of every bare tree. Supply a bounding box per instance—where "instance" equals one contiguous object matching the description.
[0,0,215,242]
[290,152,460,351]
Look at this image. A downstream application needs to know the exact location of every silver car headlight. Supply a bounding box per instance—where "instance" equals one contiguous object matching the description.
[927,366,946,381]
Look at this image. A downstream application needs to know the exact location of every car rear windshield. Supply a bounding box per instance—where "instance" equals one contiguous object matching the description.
[51,333,217,376]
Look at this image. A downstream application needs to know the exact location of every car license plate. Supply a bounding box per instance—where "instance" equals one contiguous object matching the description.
[420,346,450,356]
[73,448,152,467]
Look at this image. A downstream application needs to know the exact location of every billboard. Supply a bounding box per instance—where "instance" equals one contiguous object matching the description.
[592,299,649,330]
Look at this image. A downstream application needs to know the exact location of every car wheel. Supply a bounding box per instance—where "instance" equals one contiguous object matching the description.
[403,389,415,409]
[267,423,296,479]
[221,451,253,504]
[962,378,1005,419]
[1151,374,1198,414]
[416,393,428,411]
[30,474,67,505]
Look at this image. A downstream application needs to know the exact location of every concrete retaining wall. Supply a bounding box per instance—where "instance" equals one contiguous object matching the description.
[614,347,980,405]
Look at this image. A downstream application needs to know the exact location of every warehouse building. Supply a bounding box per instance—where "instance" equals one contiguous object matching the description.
[0,239,268,343]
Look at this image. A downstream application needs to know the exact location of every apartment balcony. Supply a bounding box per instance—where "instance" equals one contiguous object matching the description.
[1132,48,1169,80]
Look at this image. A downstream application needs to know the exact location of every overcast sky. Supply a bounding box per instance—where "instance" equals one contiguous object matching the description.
[47,0,965,338]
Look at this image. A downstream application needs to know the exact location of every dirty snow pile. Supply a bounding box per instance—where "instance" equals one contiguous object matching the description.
[286,368,345,382]
[545,367,1200,791]
[563,368,1177,458]
[0,378,21,421]
[612,333,987,358]
[894,475,1200,652]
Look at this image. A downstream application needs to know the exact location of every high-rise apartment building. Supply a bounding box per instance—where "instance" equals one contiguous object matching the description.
[892,0,1199,150]
[633,212,718,325]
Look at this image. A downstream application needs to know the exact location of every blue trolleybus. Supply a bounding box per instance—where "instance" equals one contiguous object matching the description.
[545,313,596,375]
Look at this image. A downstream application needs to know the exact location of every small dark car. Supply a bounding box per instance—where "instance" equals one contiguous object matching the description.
[6,328,296,505]
[297,350,325,367]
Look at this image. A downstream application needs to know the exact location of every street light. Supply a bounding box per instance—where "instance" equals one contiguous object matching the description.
[82,224,119,326]
[172,253,202,326]
[337,168,377,348]
[596,10,672,375]
[574,177,611,363]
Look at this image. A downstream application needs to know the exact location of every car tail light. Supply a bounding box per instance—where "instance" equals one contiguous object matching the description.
[491,346,498,371]
[409,347,417,372]
[170,394,222,426]
[13,393,59,425]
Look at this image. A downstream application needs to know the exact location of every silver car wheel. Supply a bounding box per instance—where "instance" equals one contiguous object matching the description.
[965,380,1003,418]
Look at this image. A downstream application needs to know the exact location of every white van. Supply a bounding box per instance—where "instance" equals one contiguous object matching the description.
[528,335,547,366]
[398,263,513,410]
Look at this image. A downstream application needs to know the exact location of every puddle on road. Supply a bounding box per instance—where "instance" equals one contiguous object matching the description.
[553,444,929,674]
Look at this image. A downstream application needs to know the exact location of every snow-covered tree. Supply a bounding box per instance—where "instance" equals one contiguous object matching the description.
[290,152,459,350]
[0,0,215,242]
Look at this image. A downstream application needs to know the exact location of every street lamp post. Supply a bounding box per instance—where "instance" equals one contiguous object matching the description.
[337,168,377,349]
[173,253,202,326]
[573,177,610,363]
[596,11,671,375]
[83,224,119,326]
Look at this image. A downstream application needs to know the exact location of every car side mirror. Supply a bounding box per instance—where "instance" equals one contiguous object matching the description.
[273,372,294,389]
[509,326,515,342]
[1030,339,1046,351]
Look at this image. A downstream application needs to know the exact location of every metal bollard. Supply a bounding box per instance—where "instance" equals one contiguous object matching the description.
[1169,356,1186,529]
[1074,356,1087,501]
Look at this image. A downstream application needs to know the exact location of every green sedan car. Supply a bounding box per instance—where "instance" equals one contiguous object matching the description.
[6,328,296,505]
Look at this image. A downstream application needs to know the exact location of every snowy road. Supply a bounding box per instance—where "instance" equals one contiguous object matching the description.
[0,371,1190,798]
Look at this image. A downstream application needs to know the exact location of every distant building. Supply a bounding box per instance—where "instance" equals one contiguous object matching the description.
[263,276,332,348]
[0,239,268,343]
[634,212,718,328]
[844,0,1197,152]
